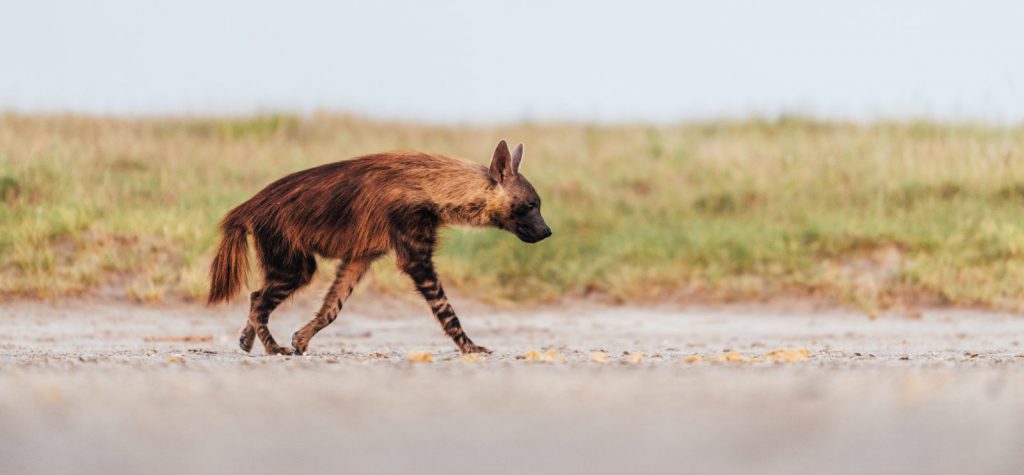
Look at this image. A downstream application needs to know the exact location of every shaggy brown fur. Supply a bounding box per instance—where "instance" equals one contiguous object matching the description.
[208,141,551,355]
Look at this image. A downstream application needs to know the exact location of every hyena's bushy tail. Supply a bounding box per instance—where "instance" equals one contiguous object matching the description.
[208,213,250,305]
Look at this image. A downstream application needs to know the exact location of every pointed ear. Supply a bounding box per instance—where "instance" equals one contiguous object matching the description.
[511,143,524,174]
[489,140,512,183]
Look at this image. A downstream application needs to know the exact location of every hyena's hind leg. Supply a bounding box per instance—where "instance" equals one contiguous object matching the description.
[239,294,259,352]
[240,253,317,355]
[291,255,376,355]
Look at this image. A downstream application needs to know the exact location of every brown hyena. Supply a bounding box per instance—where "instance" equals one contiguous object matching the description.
[207,140,551,355]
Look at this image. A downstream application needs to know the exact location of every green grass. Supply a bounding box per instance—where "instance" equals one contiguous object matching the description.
[3,114,1024,310]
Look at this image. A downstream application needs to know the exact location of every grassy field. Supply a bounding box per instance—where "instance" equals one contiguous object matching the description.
[3,114,1024,311]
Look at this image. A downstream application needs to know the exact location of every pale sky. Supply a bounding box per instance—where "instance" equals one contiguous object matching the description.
[1,0,1022,123]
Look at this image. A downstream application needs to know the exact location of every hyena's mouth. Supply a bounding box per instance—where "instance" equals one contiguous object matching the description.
[515,225,553,243]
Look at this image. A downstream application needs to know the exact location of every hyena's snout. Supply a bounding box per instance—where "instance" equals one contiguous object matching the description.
[516,221,552,243]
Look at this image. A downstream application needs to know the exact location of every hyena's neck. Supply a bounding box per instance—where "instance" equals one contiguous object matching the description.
[425,162,499,227]
[438,197,491,227]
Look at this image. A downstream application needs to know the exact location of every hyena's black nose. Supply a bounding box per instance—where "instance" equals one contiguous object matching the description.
[543,227,552,238]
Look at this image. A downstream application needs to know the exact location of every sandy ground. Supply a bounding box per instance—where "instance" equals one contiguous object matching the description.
[2,294,1024,475]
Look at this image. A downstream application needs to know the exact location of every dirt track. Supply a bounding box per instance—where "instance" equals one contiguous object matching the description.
[2,296,1024,474]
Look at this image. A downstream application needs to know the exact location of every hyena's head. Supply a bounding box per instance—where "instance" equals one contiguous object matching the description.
[485,140,552,243]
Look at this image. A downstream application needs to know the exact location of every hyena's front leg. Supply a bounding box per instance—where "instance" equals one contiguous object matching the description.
[398,251,490,354]
[291,256,373,355]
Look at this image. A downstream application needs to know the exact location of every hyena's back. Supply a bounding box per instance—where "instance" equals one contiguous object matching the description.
[239,152,485,255]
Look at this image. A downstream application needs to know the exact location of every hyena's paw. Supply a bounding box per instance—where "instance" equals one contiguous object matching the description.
[265,346,295,356]
[291,331,309,356]
[460,343,492,354]
[239,326,256,353]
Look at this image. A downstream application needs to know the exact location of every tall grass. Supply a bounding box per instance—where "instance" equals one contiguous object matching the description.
[3,114,1024,310]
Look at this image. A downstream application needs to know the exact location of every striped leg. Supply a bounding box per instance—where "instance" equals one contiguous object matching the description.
[248,278,302,355]
[241,254,316,355]
[399,251,489,354]
[291,257,373,355]
[235,246,316,355]
[238,292,259,352]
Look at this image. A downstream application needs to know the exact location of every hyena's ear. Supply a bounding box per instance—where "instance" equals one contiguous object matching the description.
[511,143,524,174]
[489,140,513,183]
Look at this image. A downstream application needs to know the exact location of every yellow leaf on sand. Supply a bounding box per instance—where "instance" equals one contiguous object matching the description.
[590,352,609,363]
[461,353,484,363]
[725,351,752,362]
[165,355,184,364]
[406,351,432,363]
[707,351,751,362]
[525,349,566,363]
[702,348,810,364]
[542,349,567,363]
[764,347,811,362]
[625,353,645,364]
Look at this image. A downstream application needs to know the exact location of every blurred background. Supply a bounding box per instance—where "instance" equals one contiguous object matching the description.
[3,0,1022,122]
[2,0,1024,311]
